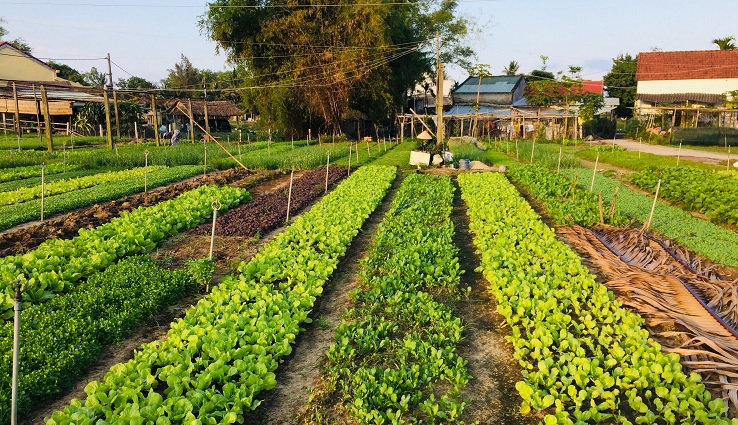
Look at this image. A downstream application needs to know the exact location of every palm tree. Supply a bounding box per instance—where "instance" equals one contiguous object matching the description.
[712,36,737,50]
[503,60,520,76]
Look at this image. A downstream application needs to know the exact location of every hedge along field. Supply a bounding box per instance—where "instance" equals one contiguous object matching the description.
[46,165,397,424]
[562,168,738,268]
[459,172,736,424]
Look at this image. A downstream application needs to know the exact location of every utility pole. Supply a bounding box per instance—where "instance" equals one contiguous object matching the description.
[106,53,121,139]
[435,32,444,148]
[203,77,210,135]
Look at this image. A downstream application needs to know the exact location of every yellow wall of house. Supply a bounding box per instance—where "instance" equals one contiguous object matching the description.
[0,47,57,81]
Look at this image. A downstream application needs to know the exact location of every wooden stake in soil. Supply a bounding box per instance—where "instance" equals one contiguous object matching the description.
[677,142,682,167]
[144,150,149,193]
[10,280,23,425]
[286,169,294,223]
[63,142,67,173]
[608,186,620,222]
[598,193,604,225]
[639,137,642,159]
[557,145,562,173]
[325,152,330,194]
[643,173,662,233]
[590,152,599,193]
[728,145,732,172]
[40,163,45,222]
[366,140,370,158]
[209,199,221,264]
[348,143,352,176]
[203,141,207,176]
[515,139,519,161]
[530,139,535,164]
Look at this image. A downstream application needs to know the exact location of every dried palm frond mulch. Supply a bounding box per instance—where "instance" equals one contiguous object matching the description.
[558,225,738,414]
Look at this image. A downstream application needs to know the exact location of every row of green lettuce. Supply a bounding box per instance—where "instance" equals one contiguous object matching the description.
[506,164,628,227]
[0,168,103,193]
[459,172,735,424]
[46,165,396,424]
[0,166,166,207]
[630,166,738,226]
[0,162,82,183]
[562,168,738,268]
[0,184,249,322]
[321,173,470,423]
[0,165,203,231]
[0,256,197,422]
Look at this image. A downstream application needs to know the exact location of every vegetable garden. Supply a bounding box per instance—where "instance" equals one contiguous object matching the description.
[0,136,737,424]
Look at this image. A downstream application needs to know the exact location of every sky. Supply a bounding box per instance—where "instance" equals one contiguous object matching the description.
[1,0,738,87]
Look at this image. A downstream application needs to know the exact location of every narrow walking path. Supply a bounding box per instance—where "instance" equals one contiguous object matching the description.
[613,139,734,165]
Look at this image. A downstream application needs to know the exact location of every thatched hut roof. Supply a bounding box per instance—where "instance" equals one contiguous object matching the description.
[167,99,242,118]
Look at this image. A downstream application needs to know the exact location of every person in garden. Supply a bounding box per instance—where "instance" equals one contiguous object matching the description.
[171,128,181,146]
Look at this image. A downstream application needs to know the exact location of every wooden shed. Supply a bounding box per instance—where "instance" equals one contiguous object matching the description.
[167,99,242,132]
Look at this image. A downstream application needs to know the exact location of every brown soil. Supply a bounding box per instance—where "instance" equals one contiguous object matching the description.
[0,168,280,258]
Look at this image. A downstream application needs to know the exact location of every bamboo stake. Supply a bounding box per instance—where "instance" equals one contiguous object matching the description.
[348,143,352,176]
[530,139,535,164]
[589,152,599,193]
[643,173,662,233]
[40,163,45,222]
[557,145,562,173]
[325,152,330,194]
[677,142,682,167]
[285,169,294,223]
[175,104,248,170]
[608,186,620,222]
[10,280,22,425]
[598,193,604,226]
[144,150,149,193]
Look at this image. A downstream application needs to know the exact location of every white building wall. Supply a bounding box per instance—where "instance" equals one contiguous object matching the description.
[637,78,738,94]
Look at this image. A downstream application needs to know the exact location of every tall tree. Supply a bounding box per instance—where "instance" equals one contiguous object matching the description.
[712,36,737,50]
[603,53,637,118]
[83,67,107,88]
[48,61,87,85]
[502,60,519,76]
[117,76,157,90]
[201,0,476,135]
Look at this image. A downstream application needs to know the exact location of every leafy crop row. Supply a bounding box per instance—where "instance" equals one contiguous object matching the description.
[507,164,627,226]
[0,168,102,193]
[0,256,195,422]
[0,184,249,321]
[562,168,738,268]
[631,166,738,225]
[458,172,736,424]
[0,162,81,183]
[0,166,167,207]
[321,173,470,423]
[0,165,203,231]
[46,165,396,424]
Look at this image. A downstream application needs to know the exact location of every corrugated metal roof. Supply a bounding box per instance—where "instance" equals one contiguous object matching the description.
[637,93,723,104]
[453,75,523,94]
[15,88,103,102]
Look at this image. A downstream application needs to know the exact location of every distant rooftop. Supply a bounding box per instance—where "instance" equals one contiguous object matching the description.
[453,75,524,94]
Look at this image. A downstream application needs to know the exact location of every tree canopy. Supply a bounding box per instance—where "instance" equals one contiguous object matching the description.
[200,0,476,135]
[603,53,637,118]
[47,61,87,85]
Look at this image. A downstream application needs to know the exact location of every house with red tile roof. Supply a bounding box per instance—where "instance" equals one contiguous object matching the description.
[636,50,738,110]
[635,50,738,138]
